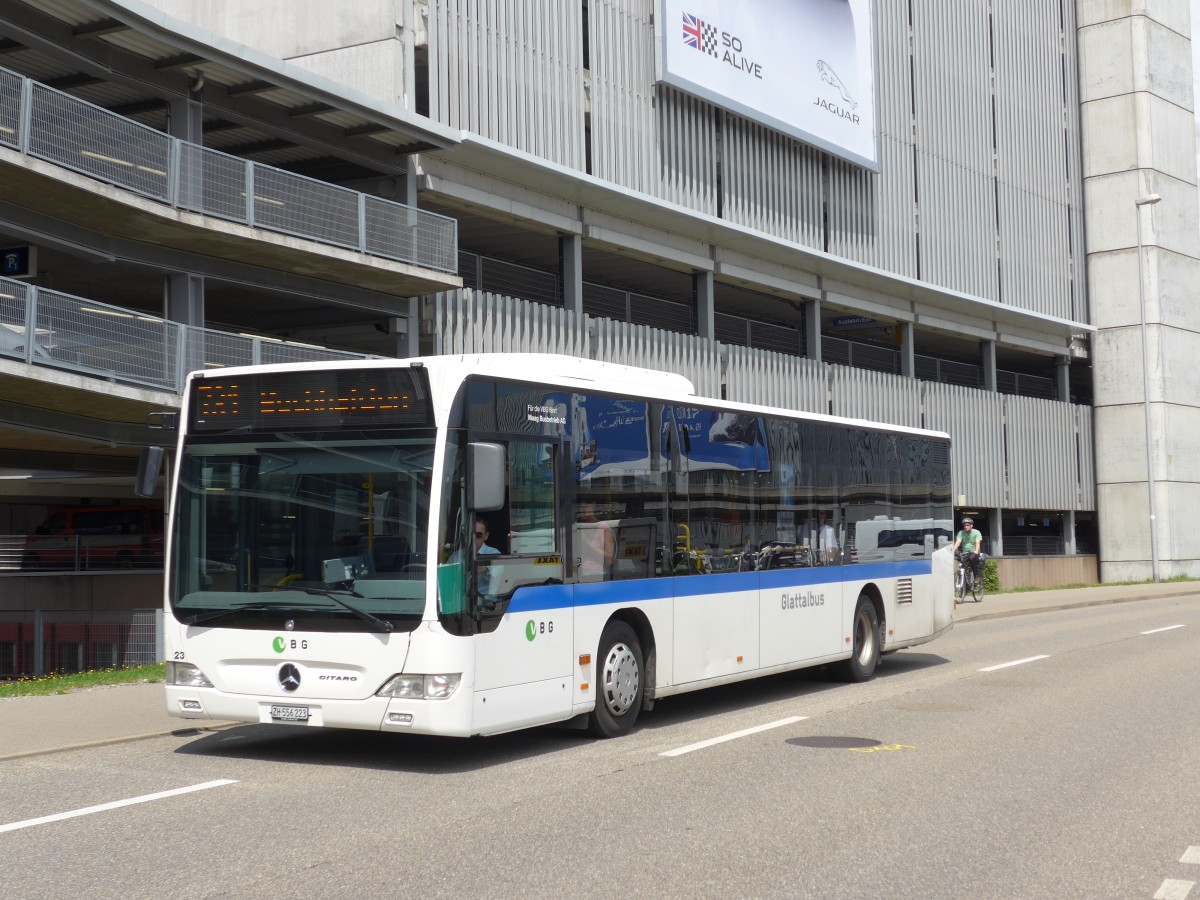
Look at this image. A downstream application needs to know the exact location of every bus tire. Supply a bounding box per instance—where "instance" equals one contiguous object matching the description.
[838,593,881,683]
[589,620,644,738]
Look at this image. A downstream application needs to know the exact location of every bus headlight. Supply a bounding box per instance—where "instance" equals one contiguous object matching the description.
[166,661,213,688]
[377,673,461,700]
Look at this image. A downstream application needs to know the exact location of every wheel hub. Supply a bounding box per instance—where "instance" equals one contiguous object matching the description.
[601,642,639,715]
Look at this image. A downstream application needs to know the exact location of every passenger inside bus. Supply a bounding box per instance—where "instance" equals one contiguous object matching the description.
[575,499,615,582]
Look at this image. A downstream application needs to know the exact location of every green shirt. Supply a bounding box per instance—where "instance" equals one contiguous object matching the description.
[956,529,982,552]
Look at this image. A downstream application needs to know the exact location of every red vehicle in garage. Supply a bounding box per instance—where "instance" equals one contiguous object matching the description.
[23,504,164,571]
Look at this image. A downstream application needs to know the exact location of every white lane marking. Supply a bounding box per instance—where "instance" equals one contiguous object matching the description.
[1153,879,1195,900]
[0,779,237,834]
[1182,846,1200,865]
[978,655,1050,673]
[660,716,808,757]
[1142,625,1187,635]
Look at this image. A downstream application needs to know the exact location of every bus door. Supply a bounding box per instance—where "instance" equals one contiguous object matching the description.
[470,436,571,731]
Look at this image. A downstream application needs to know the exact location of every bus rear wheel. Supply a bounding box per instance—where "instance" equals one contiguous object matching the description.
[838,593,881,683]
[589,620,644,738]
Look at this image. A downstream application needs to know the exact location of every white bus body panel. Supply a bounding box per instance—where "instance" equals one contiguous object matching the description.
[673,582,760,683]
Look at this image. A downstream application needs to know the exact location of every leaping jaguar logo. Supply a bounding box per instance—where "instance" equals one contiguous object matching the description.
[816,60,857,109]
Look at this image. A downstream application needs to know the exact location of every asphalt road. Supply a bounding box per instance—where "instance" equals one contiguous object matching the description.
[1,595,1198,899]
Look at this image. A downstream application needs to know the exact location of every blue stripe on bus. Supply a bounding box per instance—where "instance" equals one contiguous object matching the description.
[503,560,932,613]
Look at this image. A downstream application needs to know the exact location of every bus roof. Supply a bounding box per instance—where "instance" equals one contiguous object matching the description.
[184,353,950,442]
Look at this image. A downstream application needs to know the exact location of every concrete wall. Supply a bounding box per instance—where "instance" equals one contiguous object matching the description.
[0,573,162,612]
[993,555,1100,591]
[144,0,409,105]
[1078,0,1200,581]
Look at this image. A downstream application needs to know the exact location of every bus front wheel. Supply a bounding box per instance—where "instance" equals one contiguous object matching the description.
[589,620,644,738]
[838,593,881,683]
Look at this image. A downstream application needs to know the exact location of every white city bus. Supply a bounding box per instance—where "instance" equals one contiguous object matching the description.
[157,354,953,738]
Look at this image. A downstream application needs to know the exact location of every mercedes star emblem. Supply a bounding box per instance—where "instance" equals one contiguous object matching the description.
[278,663,301,692]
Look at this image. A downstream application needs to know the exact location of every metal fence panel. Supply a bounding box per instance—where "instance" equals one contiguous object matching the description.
[3,64,456,273]
[249,163,361,250]
[480,257,560,307]
[186,326,256,372]
[258,339,368,365]
[0,279,37,362]
[0,67,21,149]
[35,289,176,389]
[28,82,171,202]
[364,195,458,273]
[0,609,160,677]
[177,143,250,222]
[0,277,374,392]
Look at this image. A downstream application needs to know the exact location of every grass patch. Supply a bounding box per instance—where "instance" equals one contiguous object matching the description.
[999,575,1198,594]
[0,663,165,699]
[1005,583,1099,593]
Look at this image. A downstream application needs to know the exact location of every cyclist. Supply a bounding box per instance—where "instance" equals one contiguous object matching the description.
[953,517,984,588]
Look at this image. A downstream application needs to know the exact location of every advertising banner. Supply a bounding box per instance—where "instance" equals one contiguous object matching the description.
[657,0,878,170]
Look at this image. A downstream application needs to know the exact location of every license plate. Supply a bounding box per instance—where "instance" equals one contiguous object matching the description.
[269,705,309,722]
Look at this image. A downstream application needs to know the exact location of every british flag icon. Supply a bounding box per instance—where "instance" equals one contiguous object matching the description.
[682,12,717,56]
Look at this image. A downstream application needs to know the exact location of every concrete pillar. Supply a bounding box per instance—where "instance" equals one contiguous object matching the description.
[397,169,418,208]
[1080,3,1200,581]
[1064,509,1076,556]
[898,321,915,377]
[986,508,1003,559]
[166,95,203,144]
[694,270,714,341]
[399,298,419,358]
[167,273,205,376]
[980,339,997,392]
[559,234,583,317]
[1055,355,1070,402]
[166,273,204,327]
[805,297,822,360]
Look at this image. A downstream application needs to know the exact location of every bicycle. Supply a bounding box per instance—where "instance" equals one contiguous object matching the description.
[955,551,983,603]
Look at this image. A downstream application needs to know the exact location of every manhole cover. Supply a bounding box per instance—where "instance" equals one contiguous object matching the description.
[786,736,882,749]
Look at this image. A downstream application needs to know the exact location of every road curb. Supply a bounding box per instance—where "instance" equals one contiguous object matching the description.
[955,588,1197,624]
[0,723,238,762]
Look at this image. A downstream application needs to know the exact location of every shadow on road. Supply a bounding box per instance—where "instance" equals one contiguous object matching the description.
[172,649,949,772]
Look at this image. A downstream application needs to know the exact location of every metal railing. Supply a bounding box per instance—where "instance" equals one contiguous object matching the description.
[1000,535,1066,557]
[0,609,161,678]
[0,533,163,573]
[0,65,456,273]
[0,274,371,392]
[457,249,1061,400]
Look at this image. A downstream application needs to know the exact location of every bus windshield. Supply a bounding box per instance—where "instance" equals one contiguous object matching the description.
[170,432,435,632]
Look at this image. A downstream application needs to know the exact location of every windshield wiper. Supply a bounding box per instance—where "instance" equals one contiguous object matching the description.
[181,601,299,627]
[287,583,395,633]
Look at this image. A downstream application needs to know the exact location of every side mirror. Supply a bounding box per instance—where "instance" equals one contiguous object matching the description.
[467,442,505,512]
[135,446,164,498]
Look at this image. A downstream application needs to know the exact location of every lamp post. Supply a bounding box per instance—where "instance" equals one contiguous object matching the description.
[1135,193,1161,582]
